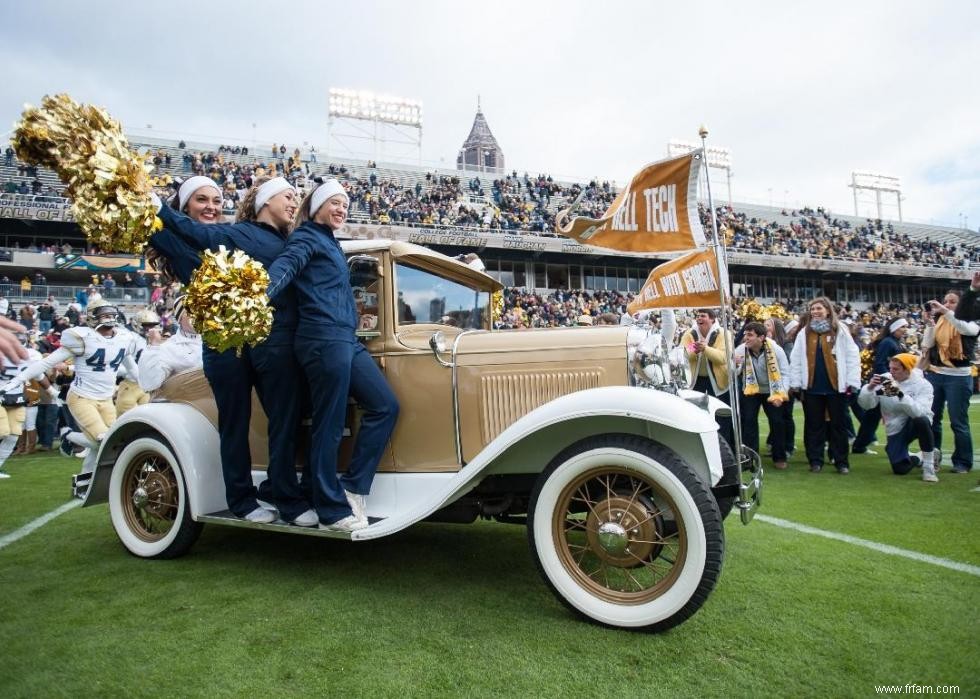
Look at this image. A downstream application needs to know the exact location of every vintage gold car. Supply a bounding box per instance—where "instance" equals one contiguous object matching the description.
[80,239,761,632]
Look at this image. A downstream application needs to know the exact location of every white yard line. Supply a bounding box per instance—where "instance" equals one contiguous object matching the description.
[756,514,980,577]
[0,500,81,551]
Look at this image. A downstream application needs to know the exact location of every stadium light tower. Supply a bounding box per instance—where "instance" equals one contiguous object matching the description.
[849,171,902,222]
[668,139,733,207]
[327,88,423,165]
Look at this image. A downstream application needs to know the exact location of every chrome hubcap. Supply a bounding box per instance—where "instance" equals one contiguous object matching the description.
[596,521,629,555]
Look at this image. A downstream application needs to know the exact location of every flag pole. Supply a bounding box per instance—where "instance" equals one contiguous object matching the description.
[698,125,745,469]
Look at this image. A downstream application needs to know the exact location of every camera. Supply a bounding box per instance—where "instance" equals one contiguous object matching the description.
[874,375,901,397]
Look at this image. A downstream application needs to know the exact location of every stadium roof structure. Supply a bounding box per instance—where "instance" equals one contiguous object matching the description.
[457,99,504,174]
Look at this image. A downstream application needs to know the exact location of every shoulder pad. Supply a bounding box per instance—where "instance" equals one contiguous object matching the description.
[59,328,87,354]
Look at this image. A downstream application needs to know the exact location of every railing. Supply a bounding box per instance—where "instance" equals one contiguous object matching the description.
[0,285,153,304]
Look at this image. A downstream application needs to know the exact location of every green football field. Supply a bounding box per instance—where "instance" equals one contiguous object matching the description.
[0,411,977,698]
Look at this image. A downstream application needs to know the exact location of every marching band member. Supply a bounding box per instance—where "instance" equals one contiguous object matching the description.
[1,300,139,488]
[114,308,161,415]
[264,178,399,532]
[154,176,315,527]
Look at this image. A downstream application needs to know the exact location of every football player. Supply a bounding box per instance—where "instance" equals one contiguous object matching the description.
[115,308,160,415]
[2,298,140,490]
[0,331,56,479]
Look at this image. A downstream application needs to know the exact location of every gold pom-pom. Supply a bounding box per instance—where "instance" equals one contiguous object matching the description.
[491,289,504,322]
[860,348,874,384]
[12,94,156,254]
[184,246,273,354]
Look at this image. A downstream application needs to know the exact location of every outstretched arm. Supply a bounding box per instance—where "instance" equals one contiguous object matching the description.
[1,347,73,389]
[266,230,317,300]
[157,205,234,252]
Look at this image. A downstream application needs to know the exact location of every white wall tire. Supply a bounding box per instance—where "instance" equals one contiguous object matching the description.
[528,434,724,632]
[108,437,203,559]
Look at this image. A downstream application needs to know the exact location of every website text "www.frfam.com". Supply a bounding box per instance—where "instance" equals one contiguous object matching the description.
[874,685,960,695]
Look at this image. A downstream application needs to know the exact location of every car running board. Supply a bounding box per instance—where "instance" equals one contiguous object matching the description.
[196,510,384,540]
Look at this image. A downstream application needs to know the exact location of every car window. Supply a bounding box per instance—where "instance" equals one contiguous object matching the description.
[349,255,381,333]
[395,262,489,329]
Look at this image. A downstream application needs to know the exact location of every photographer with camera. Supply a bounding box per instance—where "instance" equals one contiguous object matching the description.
[857,353,937,481]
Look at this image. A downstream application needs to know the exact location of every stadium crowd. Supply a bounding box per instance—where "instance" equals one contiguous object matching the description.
[4,142,977,269]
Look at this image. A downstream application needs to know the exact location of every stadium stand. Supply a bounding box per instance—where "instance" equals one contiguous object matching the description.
[0,133,977,331]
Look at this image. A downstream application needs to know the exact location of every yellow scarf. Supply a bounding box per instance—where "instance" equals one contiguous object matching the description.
[934,316,964,367]
[743,338,789,404]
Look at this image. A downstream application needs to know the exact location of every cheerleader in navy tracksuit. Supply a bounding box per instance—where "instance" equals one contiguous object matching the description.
[154,176,315,527]
[265,179,399,532]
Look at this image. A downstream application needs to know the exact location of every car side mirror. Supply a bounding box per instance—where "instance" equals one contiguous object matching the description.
[429,331,453,368]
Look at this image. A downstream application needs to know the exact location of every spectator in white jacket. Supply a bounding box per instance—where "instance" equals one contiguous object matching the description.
[137,302,202,393]
[789,297,861,474]
[857,353,936,481]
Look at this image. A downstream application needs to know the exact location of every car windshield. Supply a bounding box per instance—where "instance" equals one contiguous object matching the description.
[395,262,490,329]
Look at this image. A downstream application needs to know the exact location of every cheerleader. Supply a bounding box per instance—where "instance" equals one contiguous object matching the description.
[155,176,315,526]
[264,179,399,532]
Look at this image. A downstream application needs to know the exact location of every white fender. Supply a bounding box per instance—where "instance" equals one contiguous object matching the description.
[355,386,721,540]
[83,403,224,518]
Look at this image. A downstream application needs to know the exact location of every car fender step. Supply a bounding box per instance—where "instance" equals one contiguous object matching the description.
[196,510,385,540]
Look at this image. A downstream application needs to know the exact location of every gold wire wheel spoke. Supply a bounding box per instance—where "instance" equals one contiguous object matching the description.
[619,565,647,593]
[629,507,671,531]
[572,484,600,518]
[602,474,615,507]
[624,548,672,578]
[144,499,178,511]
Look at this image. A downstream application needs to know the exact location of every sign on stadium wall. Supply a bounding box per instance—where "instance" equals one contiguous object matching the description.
[0,200,75,222]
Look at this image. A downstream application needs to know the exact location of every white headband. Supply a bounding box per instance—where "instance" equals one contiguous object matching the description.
[784,319,799,333]
[177,176,221,210]
[309,179,349,218]
[254,177,295,212]
[889,318,909,334]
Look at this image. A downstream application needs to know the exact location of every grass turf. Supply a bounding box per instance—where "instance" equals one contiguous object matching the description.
[0,411,978,698]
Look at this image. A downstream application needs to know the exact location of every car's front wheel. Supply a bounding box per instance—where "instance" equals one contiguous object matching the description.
[108,436,202,559]
[528,434,724,632]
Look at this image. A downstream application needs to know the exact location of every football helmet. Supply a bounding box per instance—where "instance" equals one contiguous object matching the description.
[134,308,161,337]
[86,299,120,330]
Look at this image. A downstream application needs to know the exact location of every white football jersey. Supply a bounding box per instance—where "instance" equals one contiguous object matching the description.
[116,329,147,382]
[61,327,135,400]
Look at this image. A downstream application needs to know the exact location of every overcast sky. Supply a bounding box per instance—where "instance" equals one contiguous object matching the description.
[2,1,977,230]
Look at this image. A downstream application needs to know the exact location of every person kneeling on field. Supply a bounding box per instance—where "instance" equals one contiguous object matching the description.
[857,353,937,482]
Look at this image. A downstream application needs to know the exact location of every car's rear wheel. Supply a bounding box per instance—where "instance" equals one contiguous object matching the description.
[109,437,202,559]
[528,434,724,632]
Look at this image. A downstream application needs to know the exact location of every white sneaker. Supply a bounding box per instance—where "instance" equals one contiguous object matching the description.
[289,509,318,527]
[0,472,10,479]
[319,515,368,532]
[922,467,939,483]
[75,447,90,459]
[244,506,276,524]
[345,490,367,522]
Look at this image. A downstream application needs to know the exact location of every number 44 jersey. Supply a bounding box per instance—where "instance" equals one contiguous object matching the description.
[60,326,138,400]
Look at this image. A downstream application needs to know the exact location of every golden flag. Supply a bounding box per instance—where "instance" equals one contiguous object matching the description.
[556,151,706,253]
[627,248,728,313]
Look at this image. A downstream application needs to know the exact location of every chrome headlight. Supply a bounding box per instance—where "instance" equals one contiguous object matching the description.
[627,325,684,393]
